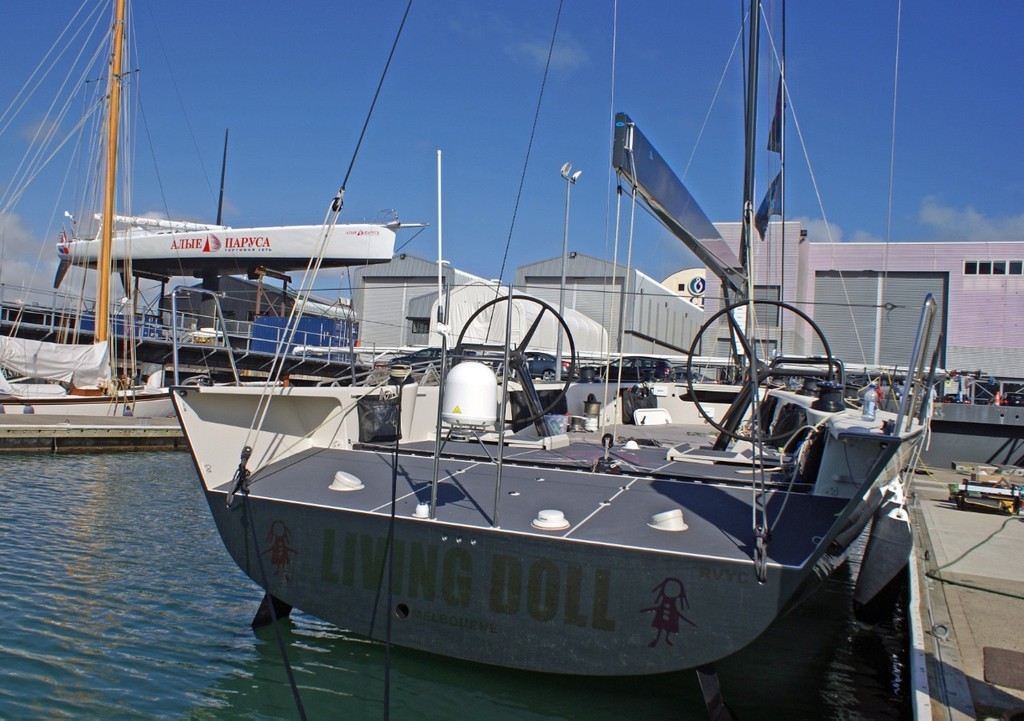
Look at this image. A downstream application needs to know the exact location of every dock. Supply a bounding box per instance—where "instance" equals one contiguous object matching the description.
[911,463,1024,720]
[0,414,183,452]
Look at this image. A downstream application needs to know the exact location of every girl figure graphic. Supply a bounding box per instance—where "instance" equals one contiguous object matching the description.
[263,520,297,580]
[641,577,696,647]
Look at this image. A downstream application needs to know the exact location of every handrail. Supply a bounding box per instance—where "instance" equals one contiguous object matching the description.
[895,294,937,433]
[170,286,240,385]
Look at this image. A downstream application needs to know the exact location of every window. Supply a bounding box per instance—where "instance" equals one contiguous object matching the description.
[966,259,1024,275]
[411,318,430,334]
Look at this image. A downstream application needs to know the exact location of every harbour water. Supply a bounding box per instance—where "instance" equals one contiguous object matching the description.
[0,451,909,720]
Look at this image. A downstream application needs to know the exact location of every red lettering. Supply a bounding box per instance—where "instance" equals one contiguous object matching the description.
[224,236,271,250]
[170,237,204,250]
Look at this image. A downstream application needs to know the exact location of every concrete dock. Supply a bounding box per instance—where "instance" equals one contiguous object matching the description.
[911,464,1024,720]
[0,414,183,452]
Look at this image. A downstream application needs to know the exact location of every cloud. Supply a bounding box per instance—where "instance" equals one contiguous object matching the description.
[0,211,57,290]
[19,117,62,145]
[793,216,885,244]
[918,197,1024,240]
[506,35,588,73]
[447,9,588,74]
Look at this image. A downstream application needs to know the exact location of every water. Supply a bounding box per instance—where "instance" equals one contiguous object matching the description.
[0,452,909,720]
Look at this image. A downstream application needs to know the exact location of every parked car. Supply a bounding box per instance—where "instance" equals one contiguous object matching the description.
[388,347,476,374]
[601,356,674,383]
[389,347,442,369]
[1002,392,1024,407]
[524,352,572,381]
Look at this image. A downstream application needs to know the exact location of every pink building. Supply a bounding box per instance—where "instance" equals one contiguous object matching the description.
[703,222,1024,379]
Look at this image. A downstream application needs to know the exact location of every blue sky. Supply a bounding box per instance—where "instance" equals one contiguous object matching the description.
[1,1,1022,298]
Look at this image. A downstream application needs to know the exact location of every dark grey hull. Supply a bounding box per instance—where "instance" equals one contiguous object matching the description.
[924,403,1024,468]
[200,445,884,676]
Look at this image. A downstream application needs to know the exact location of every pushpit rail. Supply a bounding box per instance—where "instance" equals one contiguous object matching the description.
[170,286,240,385]
[895,294,937,433]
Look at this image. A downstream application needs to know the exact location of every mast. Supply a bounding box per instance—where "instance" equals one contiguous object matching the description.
[96,0,126,343]
[740,0,761,290]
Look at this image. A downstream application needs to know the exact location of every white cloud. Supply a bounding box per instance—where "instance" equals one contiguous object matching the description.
[794,217,839,243]
[918,197,1024,240]
[506,36,587,73]
[0,211,58,291]
[793,216,884,244]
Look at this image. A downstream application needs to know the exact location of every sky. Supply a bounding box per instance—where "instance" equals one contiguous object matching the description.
[1,1,1022,303]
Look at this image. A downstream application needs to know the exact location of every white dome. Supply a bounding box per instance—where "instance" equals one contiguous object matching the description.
[441,361,498,426]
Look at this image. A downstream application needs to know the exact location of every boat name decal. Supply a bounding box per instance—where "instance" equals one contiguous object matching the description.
[170,237,206,251]
[641,577,696,647]
[223,236,271,250]
[169,234,271,252]
[320,530,616,631]
[346,229,381,236]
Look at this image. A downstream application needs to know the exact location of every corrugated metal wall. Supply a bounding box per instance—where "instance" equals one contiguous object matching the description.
[516,252,701,357]
[812,271,946,367]
[879,273,946,368]
[812,272,882,364]
[519,278,623,350]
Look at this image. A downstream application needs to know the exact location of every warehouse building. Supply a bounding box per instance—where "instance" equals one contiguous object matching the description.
[702,222,1024,378]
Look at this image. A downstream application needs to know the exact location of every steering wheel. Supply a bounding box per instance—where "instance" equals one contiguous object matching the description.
[453,293,576,429]
[685,298,837,445]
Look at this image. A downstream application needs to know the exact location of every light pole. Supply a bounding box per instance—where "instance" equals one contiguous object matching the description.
[556,162,581,382]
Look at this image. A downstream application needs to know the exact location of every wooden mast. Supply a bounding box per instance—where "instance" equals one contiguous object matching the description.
[96,0,126,343]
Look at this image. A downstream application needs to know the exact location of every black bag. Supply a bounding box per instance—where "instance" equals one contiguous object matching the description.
[620,384,657,424]
[357,392,402,443]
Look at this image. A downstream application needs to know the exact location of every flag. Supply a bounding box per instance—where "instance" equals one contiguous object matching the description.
[755,171,782,240]
[767,81,782,153]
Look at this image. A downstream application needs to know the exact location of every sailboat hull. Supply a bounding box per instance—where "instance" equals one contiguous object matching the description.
[171,379,923,675]
[171,376,921,675]
[0,389,172,417]
[204,483,855,675]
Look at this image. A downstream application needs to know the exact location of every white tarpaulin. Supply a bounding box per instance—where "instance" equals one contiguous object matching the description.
[0,336,111,387]
[430,282,607,355]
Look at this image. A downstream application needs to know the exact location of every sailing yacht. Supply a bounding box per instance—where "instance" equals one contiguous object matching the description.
[0,0,172,417]
[170,0,936,679]
[0,2,398,417]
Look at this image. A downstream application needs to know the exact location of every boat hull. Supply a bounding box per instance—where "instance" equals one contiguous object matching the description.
[173,382,921,676]
[201,481,879,676]
[0,390,172,417]
[924,403,1024,468]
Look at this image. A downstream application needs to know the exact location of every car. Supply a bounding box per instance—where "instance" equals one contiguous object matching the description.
[388,347,477,374]
[1002,392,1024,407]
[523,352,572,381]
[601,356,674,383]
[389,347,443,369]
